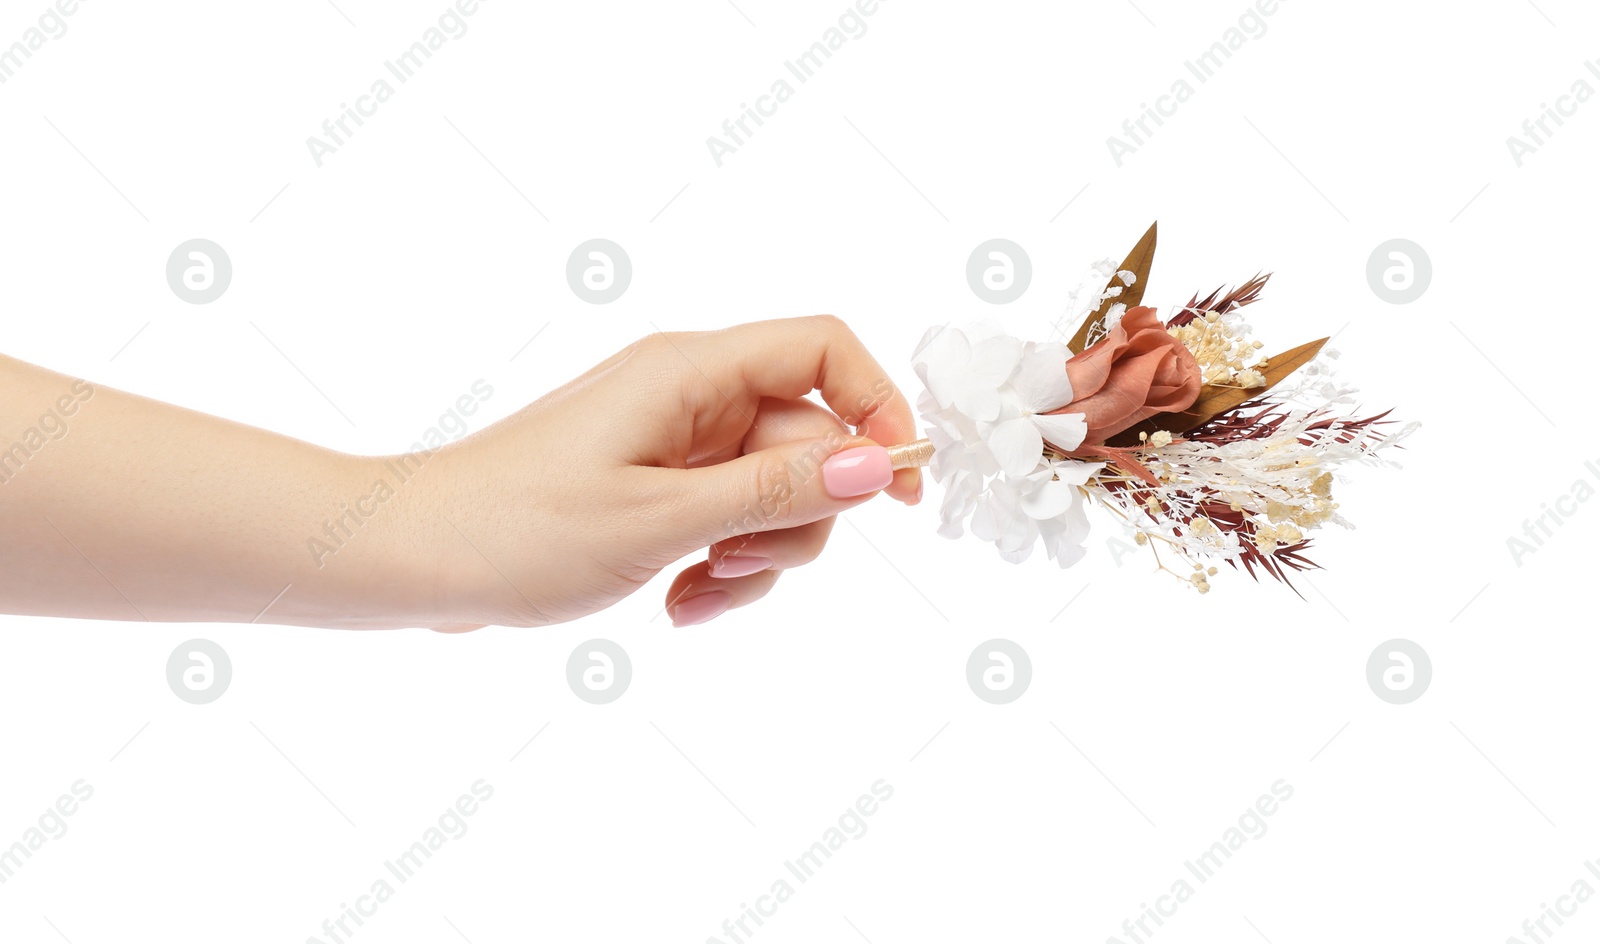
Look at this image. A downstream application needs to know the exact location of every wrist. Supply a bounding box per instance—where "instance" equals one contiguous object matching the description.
[295,449,459,629]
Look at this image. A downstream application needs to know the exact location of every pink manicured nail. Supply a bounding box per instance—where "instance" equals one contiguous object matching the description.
[710,555,773,578]
[671,590,731,627]
[822,445,893,498]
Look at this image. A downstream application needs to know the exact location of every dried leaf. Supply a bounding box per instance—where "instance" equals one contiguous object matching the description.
[1105,448,1160,485]
[1107,336,1329,444]
[1067,221,1157,354]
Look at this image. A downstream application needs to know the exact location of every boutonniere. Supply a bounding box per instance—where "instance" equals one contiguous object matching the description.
[896,223,1416,591]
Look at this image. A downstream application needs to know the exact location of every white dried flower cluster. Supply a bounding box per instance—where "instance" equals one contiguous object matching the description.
[1099,358,1418,587]
[1170,308,1269,387]
[911,323,1104,567]
[1057,260,1134,347]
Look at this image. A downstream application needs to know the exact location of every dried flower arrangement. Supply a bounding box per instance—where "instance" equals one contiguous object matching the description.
[902,223,1416,591]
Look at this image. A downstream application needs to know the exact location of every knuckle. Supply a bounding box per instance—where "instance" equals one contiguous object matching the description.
[784,436,835,487]
[748,452,803,528]
[853,378,897,424]
[809,312,851,335]
[634,332,676,358]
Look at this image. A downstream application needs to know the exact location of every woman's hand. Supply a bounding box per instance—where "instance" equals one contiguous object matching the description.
[0,317,919,630]
[410,316,921,629]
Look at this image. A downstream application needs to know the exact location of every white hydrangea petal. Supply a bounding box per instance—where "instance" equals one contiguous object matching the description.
[1039,504,1093,567]
[936,477,975,539]
[1050,538,1089,569]
[1020,474,1076,520]
[998,521,1033,553]
[910,323,952,363]
[916,328,972,409]
[936,494,969,538]
[991,505,1036,554]
[973,483,1030,548]
[987,417,1044,477]
[1052,459,1105,487]
[968,335,1024,385]
[1016,341,1075,411]
[1031,412,1088,453]
[955,384,1003,423]
[969,496,1000,542]
[997,542,1036,564]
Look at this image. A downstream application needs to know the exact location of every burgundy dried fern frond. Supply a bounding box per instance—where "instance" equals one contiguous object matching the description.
[1183,398,1397,450]
[1093,477,1322,593]
[1167,273,1272,328]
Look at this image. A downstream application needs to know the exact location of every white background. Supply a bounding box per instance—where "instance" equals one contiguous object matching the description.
[1,1,1594,941]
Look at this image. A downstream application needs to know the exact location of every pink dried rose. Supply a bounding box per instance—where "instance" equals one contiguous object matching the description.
[1050,306,1201,445]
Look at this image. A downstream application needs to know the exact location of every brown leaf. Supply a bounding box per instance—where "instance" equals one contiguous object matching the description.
[1106,336,1329,445]
[1067,221,1157,354]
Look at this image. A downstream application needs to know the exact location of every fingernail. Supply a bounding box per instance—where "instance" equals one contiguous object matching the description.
[670,590,731,627]
[710,554,773,578]
[822,445,893,498]
[911,474,924,505]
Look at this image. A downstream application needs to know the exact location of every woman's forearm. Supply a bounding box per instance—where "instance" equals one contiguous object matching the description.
[0,354,443,628]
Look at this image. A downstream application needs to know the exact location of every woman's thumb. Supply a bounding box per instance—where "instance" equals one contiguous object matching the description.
[649,435,894,551]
